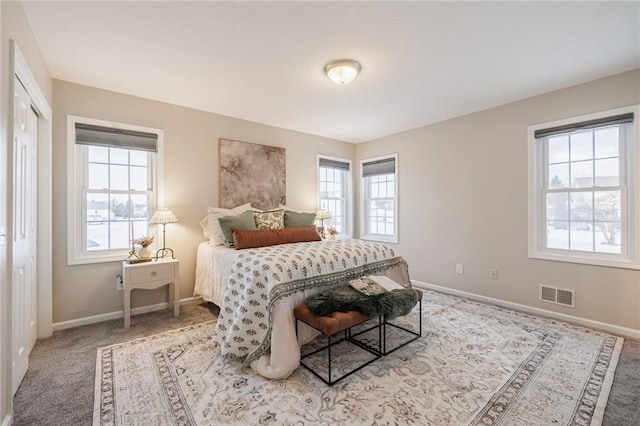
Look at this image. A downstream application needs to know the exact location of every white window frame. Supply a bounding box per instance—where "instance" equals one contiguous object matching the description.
[317,155,353,237]
[67,115,164,265]
[528,105,640,270]
[360,153,399,243]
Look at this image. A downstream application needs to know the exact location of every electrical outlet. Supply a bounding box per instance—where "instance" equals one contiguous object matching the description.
[489,269,498,280]
[456,264,464,275]
[116,274,124,291]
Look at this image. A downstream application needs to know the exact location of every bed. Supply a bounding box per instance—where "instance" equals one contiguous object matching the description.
[194,238,411,379]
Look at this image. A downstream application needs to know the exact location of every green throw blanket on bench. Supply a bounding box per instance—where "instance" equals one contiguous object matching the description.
[305,285,418,320]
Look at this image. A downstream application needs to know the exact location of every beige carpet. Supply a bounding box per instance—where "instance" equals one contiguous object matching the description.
[93,290,622,425]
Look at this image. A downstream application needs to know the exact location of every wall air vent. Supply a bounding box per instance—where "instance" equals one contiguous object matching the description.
[539,285,575,308]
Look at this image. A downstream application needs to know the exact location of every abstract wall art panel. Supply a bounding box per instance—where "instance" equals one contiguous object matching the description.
[219,138,286,210]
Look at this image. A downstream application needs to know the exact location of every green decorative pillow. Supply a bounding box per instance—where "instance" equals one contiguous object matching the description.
[218,210,257,247]
[253,209,285,231]
[284,211,316,228]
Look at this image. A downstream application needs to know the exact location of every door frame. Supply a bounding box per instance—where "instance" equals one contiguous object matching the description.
[3,40,53,409]
[11,40,52,341]
[1,38,52,424]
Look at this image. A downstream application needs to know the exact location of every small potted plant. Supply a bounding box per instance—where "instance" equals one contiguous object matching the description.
[134,236,154,258]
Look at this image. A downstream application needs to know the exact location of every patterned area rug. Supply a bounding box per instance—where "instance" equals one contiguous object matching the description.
[93,290,622,425]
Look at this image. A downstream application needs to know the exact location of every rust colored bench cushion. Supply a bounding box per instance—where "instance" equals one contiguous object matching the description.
[294,304,370,337]
[414,288,423,301]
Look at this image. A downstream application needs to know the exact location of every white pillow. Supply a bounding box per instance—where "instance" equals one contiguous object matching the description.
[200,203,252,245]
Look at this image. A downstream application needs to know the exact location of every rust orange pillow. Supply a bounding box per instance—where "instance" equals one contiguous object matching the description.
[232,226,321,249]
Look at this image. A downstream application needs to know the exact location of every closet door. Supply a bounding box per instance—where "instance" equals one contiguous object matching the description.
[11,76,38,395]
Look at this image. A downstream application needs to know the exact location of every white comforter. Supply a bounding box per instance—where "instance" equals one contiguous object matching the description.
[194,243,238,306]
[209,239,409,379]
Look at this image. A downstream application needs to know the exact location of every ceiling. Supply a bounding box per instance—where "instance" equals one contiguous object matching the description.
[21,1,640,143]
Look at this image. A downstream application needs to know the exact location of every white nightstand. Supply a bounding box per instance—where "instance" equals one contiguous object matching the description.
[122,258,180,328]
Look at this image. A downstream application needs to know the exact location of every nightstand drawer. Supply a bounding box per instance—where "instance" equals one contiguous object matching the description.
[130,263,175,283]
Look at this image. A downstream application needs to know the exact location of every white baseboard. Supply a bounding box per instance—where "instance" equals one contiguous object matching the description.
[413,280,640,339]
[52,296,203,332]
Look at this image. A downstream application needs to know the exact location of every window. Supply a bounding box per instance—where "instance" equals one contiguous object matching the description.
[361,154,398,243]
[67,116,163,265]
[318,156,352,236]
[528,106,639,269]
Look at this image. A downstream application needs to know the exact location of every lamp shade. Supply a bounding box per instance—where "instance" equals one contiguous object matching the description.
[324,59,361,85]
[150,208,178,225]
[316,209,332,220]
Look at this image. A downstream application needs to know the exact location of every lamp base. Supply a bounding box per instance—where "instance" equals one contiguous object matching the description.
[126,247,141,262]
[155,247,175,260]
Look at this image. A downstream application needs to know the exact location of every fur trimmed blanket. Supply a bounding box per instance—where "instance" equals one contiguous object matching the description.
[305,285,418,319]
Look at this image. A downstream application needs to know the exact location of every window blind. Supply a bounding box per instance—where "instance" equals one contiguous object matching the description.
[534,113,633,139]
[75,123,158,152]
[362,157,395,177]
[319,158,350,171]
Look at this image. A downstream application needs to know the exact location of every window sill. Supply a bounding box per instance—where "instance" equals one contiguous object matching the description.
[68,250,134,266]
[360,234,398,244]
[529,250,640,270]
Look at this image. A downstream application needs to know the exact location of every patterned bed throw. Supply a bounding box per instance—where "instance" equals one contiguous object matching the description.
[213,239,406,365]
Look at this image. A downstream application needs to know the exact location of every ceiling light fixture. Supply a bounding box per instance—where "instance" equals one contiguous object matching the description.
[324,59,361,85]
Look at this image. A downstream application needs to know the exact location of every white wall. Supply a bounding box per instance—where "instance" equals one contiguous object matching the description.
[52,79,355,324]
[0,1,52,423]
[356,69,640,333]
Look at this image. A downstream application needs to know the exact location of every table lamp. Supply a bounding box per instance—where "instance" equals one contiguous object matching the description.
[150,208,178,259]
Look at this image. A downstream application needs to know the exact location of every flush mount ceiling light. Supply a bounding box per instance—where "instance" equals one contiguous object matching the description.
[324,59,361,85]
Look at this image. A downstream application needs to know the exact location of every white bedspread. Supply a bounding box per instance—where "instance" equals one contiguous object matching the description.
[211,239,409,379]
[194,243,238,306]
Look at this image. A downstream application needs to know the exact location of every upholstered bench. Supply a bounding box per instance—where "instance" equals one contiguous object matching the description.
[294,305,382,386]
[294,288,424,386]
